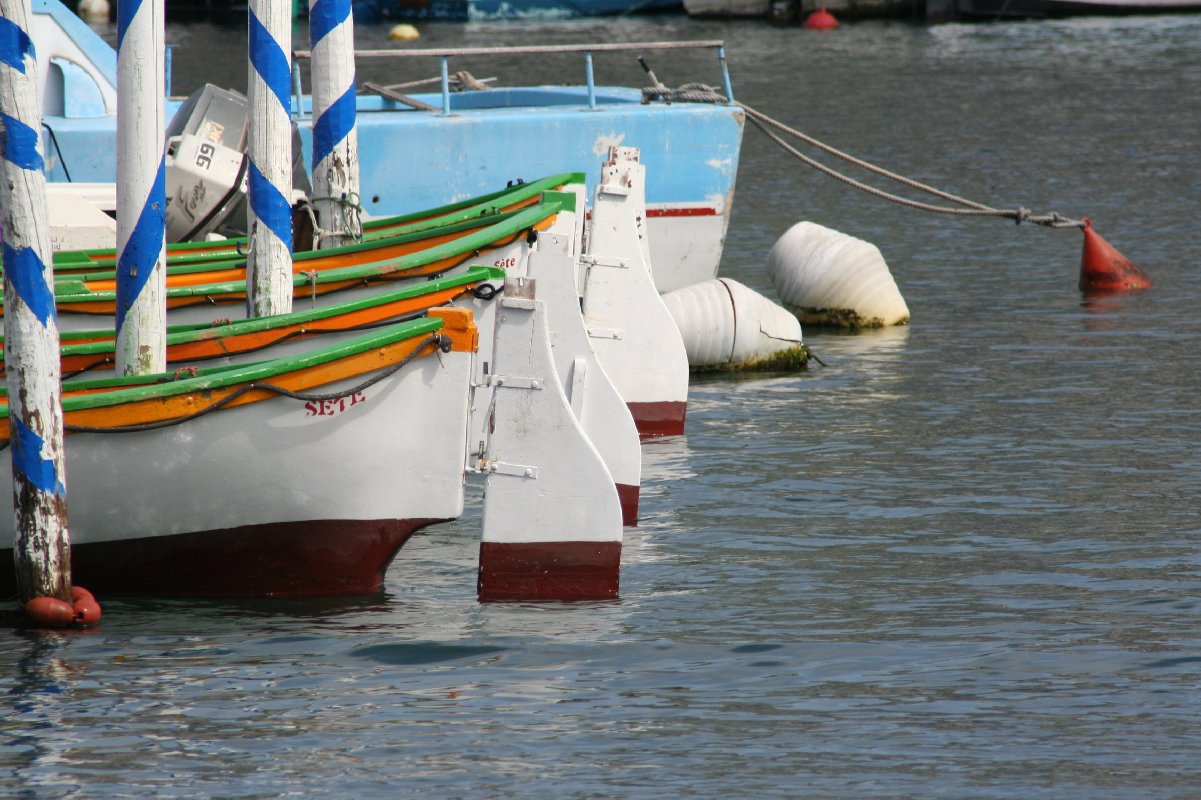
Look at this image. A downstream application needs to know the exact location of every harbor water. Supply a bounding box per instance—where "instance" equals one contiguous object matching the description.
[4,13,1201,798]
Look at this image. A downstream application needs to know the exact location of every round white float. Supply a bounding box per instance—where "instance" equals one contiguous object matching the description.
[662,278,806,371]
[767,221,910,328]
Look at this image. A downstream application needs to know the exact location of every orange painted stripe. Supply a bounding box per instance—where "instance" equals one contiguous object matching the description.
[46,216,553,319]
[47,284,469,375]
[66,194,547,270]
[0,324,476,437]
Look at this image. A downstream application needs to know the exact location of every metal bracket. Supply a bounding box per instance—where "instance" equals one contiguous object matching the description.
[587,328,623,340]
[579,254,627,269]
[489,375,543,390]
[487,461,540,479]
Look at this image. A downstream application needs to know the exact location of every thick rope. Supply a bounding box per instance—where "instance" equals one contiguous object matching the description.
[302,191,365,242]
[639,79,1084,230]
[742,106,1083,229]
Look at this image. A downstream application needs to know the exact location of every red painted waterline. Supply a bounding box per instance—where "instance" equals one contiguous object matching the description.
[616,483,640,527]
[0,518,445,598]
[628,400,686,438]
[478,541,621,602]
[645,207,719,218]
[585,207,719,221]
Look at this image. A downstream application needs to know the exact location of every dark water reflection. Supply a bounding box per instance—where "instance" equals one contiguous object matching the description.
[4,12,1201,799]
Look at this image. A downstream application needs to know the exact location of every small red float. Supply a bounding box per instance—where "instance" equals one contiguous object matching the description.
[1079,219,1152,292]
[73,597,102,627]
[24,596,76,627]
[805,7,839,29]
[71,586,94,604]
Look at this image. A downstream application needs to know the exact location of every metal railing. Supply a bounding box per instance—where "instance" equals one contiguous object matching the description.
[293,40,735,116]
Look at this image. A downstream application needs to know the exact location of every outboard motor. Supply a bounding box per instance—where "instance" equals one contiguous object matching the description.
[163,84,310,243]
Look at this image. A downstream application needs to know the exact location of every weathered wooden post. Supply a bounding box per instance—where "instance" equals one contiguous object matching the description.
[246,0,294,316]
[115,0,167,375]
[307,0,360,249]
[0,1,72,610]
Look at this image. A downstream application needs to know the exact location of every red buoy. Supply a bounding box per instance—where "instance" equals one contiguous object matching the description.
[805,7,839,29]
[71,586,94,604]
[73,596,102,627]
[24,596,76,628]
[1079,219,1152,292]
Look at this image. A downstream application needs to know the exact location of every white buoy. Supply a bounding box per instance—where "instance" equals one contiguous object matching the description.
[115,0,167,375]
[387,23,419,41]
[246,0,294,317]
[767,221,910,329]
[77,0,110,22]
[308,0,360,249]
[662,278,807,371]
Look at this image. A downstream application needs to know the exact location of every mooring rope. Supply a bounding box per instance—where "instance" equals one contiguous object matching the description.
[640,79,1085,230]
[301,191,366,243]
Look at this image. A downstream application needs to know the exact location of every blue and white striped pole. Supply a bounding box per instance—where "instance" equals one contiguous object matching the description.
[0,0,72,605]
[308,0,360,249]
[247,0,294,317]
[115,0,167,375]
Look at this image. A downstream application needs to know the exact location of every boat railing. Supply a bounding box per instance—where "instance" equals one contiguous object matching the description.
[292,40,735,117]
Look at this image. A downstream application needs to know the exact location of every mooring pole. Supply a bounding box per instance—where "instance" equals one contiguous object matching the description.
[246,0,294,316]
[0,0,72,606]
[307,0,360,249]
[114,0,167,375]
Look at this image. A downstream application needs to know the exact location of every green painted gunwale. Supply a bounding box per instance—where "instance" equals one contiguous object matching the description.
[49,196,566,308]
[0,315,449,418]
[51,205,532,284]
[3,266,504,360]
[48,172,585,271]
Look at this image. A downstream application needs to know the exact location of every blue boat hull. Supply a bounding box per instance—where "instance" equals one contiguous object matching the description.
[34,0,743,289]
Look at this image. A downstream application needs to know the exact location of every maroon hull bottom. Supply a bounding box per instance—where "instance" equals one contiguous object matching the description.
[616,483,640,527]
[478,541,621,602]
[0,518,446,599]
[628,401,686,438]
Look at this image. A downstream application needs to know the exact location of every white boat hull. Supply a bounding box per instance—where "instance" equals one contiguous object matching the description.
[0,343,474,597]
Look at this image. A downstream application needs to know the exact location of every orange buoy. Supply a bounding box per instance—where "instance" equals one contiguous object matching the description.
[71,586,94,604]
[25,596,76,627]
[805,7,839,29]
[1079,219,1152,292]
[73,596,102,627]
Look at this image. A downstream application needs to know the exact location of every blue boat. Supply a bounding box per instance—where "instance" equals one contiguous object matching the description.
[31,0,744,291]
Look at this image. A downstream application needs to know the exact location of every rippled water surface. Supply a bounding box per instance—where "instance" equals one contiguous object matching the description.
[4,13,1201,799]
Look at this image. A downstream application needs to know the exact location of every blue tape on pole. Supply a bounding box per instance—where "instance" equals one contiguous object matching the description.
[311,84,356,170]
[116,0,145,52]
[248,160,293,253]
[12,416,64,496]
[249,11,292,113]
[115,160,166,334]
[0,18,34,74]
[0,112,44,172]
[309,0,350,46]
[2,242,56,327]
